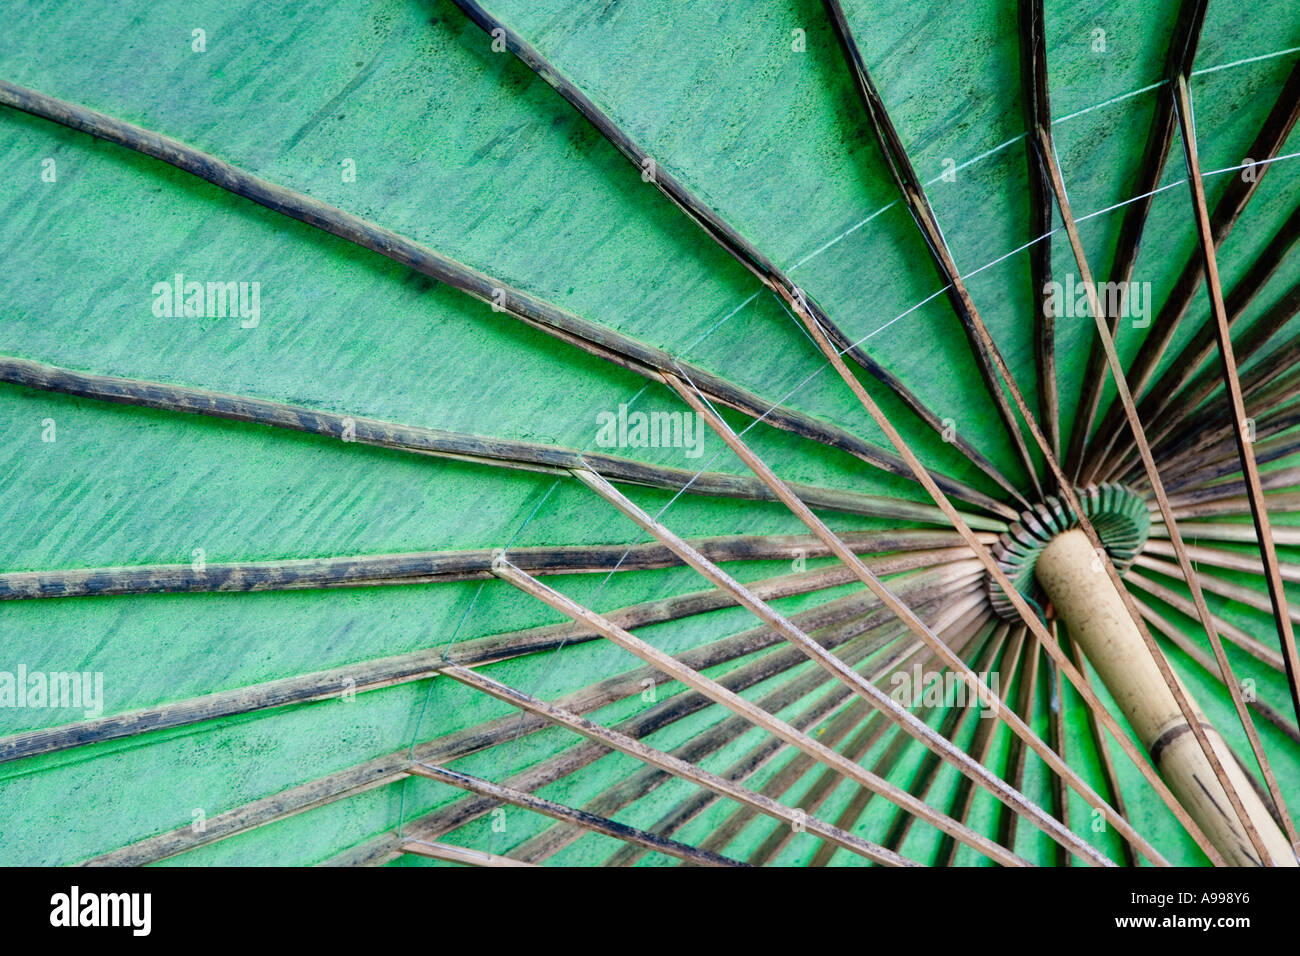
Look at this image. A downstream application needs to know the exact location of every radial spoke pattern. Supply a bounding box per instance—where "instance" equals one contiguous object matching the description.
[1,0,1298,868]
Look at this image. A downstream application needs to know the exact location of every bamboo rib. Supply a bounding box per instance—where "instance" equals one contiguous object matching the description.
[565,463,1129,865]
[441,662,921,866]
[935,627,1030,866]
[1140,383,1300,489]
[823,0,1044,497]
[0,80,1014,520]
[1132,555,1300,625]
[493,558,1032,865]
[1164,428,1300,494]
[1061,628,1139,868]
[1085,55,1300,480]
[529,677,871,863]
[877,627,1011,859]
[0,354,975,527]
[816,0,1238,866]
[1037,529,1295,866]
[407,763,747,867]
[1149,520,1300,546]
[605,602,977,866]
[0,532,987,600]
[1125,564,1287,672]
[662,371,1164,862]
[1144,539,1300,589]
[1033,127,1287,864]
[534,601,985,865]
[447,0,1030,510]
[1132,596,1300,745]
[400,839,537,867]
[754,260,1214,860]
[369,585,981,867]
[7,0,1296,872]
[1103,216,1300,480]
[996,634,1043,860]
[1,560,976,766]
[84,577,971,866]
[446,601,942,864]
[807,621,998,867]
[714,614,992,865]
[1073,0,1208,480]
[700,41,1216,859]
[1134,351,1300,483]
[1018,0,1061,471]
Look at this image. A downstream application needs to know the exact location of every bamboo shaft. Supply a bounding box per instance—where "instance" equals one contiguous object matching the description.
[1036,529,1296,867]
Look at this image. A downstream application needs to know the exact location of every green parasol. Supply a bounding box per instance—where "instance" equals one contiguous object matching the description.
[1,0,1299,867]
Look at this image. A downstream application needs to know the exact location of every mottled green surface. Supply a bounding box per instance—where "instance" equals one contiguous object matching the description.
[0,0,1298,866]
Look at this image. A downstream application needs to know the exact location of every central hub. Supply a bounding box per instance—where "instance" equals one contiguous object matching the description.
[985,482,1149,621]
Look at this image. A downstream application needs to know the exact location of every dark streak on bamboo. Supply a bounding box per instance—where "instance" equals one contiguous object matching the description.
[1018,0,1060,475]
[822,0,1044,498]
[1112,208,1300,475]
[0,79,1015,520]
[447,0,1029,511]
[0,529,985,600]
[0,354,1003,528]
[1082,38,1297,480]
[408,762,747,867]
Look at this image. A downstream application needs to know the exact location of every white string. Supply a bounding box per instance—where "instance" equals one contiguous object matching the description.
[419,45,1300,857]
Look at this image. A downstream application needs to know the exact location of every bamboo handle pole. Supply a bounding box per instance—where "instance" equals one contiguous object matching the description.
[1036,529,1295,867]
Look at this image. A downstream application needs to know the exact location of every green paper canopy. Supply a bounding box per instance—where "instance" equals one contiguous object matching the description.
[1,0,1298,867]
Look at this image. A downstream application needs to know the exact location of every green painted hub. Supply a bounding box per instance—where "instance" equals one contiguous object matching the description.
[986,483,1151,621]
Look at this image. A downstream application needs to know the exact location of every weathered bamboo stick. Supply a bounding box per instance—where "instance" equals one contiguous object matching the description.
[0,532,986,600]
[400,840,536,867]
[407,763,746,867]
[0,80,1018,519]
[448,0,1030,509]
[606,600,977,866]
[495,558,1028,865]
[441,662,917,866]
[336,584,975,868]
